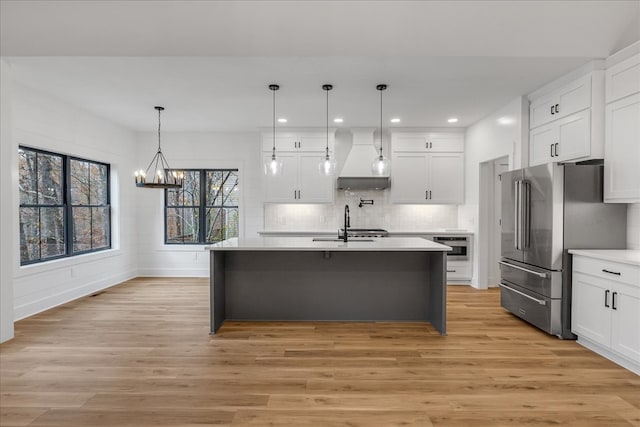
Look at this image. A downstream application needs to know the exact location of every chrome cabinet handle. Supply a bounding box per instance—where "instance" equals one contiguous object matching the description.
[499,261,547,278]
[499,283,547,305]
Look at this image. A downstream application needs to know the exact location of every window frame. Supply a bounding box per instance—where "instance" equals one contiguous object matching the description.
[164,168,239,245]
[18,146,112,266]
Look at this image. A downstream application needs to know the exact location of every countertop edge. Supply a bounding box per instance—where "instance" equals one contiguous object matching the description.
[568,249,640,267]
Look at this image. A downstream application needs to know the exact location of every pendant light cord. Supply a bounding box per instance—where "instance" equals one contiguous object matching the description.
[379,86,383,158]
[326,86,329,156]
[157,108,162,153]
[272,86,276,158]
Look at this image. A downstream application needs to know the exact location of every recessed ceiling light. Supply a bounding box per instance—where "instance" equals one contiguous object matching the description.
[390,118,401,123]
[497,116,515,125]
[277,118,287,123]
[447,117,459,123]
[333,118,344,123]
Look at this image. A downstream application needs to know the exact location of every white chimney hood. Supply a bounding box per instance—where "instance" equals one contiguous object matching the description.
[337,128,390,190]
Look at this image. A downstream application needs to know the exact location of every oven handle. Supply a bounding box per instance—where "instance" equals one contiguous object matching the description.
[499,283,547,305]
[499,261,548,278]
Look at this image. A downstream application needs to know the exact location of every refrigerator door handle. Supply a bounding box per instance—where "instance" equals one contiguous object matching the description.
[521,180,530,249]
[514,180,521,250]
[499,283,547,305]
[499,261,548,278]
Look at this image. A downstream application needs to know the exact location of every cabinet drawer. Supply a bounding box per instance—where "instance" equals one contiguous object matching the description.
[446,263,471,280]
[500,281,561,336]
[573,256,640,287]
[606,54,640,103]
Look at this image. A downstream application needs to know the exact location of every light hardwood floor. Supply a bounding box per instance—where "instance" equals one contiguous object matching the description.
[1,277,638,426]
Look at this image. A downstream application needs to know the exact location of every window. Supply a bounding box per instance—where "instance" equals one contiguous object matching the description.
[19,146,111,265]
[165,169,238,244]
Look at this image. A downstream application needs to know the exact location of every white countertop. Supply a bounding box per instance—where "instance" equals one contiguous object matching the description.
[568,249,640,267]
[207,237,452,252]
[258,229,473,236]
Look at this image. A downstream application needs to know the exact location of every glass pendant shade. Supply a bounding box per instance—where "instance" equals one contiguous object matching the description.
[319,154,337,176]
[371,154,390,176]
[265,155,283,176]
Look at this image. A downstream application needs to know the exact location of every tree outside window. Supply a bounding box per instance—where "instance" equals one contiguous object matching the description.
[165,169,238,244]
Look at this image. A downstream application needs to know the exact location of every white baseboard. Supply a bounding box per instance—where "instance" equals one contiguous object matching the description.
[14,270,137,321]
[577,337,640,376]
[136,268,208,277]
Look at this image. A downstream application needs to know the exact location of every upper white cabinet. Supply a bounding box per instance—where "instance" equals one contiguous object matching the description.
[390,132,464,204]
[392,132,464,153]
[604,52,640,203]
[528,63,605,167]
[530,75,592,129]
[262,131,335,203]
[261,131,331,152]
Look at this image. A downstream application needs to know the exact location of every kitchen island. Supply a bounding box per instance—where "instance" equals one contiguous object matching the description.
[206,237,452,335]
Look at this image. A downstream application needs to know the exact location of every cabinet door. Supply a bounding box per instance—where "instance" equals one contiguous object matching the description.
[392,134,429,152]
[428,133,464,152]
[606,53,640,103]
[263,154,298,203]
[604,94,640,202]
[298,154,334,203]
[427,153,464,204]
[390,154,428,203]
[571,272,611,347]
[555,110,591,162]
[530,94,557,129]
[262,133,298,152]
[555,75,591,120]
[298,134,329,152]
[529,123,557,166]
[611,286,640,363]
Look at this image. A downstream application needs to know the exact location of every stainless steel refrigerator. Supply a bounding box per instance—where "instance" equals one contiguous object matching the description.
[500,163,627,338]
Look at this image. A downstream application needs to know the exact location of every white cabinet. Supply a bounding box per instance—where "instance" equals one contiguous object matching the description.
[530,75,592,128]
[262,131,335,204]
[528,66,605,166]
[392,132,464,153]
[390,153,464,204]
[529,110,591,166]
[263,153,334,203]
[572,254,640,375]
[262,132,332,152]
[604,52,640,203]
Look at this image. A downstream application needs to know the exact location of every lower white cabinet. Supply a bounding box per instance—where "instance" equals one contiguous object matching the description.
[390,153,464,204]
[263,153,334,203]
[571,254,640,374]
[529,109,591,166]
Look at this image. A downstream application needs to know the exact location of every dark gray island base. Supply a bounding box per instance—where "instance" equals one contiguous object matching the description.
[208,237,450,336]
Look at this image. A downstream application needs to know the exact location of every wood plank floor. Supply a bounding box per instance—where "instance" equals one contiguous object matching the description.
[1,277,638,427]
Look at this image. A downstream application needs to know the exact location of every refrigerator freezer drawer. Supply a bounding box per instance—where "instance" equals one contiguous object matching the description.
[500,281,562,336]
[499,259,562,299]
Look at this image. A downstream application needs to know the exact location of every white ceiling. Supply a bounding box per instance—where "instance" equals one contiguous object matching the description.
[2,1,639,131]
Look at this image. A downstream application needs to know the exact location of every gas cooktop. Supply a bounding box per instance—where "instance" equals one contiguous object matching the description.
[345,228,389,238]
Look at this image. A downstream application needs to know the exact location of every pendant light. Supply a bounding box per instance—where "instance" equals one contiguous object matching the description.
[318,84,337,176]
[135,106,184,189]
[264,84,284,176]
[372,84,390,177]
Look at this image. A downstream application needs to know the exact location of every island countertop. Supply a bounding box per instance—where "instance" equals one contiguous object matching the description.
[206,236,452,252]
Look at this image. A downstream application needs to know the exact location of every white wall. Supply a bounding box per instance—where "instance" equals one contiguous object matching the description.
[458,96,528,288]
[1,60,16,342]
[135,131,264,277]
[7,83,139,323]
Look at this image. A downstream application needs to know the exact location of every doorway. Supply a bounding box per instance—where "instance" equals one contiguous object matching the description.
[477,155,509,289]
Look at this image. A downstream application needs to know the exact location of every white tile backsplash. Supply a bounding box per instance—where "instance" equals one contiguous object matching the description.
[264,190,458,231]
[628,203,640,250]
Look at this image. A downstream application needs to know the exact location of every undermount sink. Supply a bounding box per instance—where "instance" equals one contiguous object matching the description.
[312,237,374,242]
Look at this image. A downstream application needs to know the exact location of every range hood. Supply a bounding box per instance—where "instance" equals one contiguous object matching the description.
[337,128,390,190]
